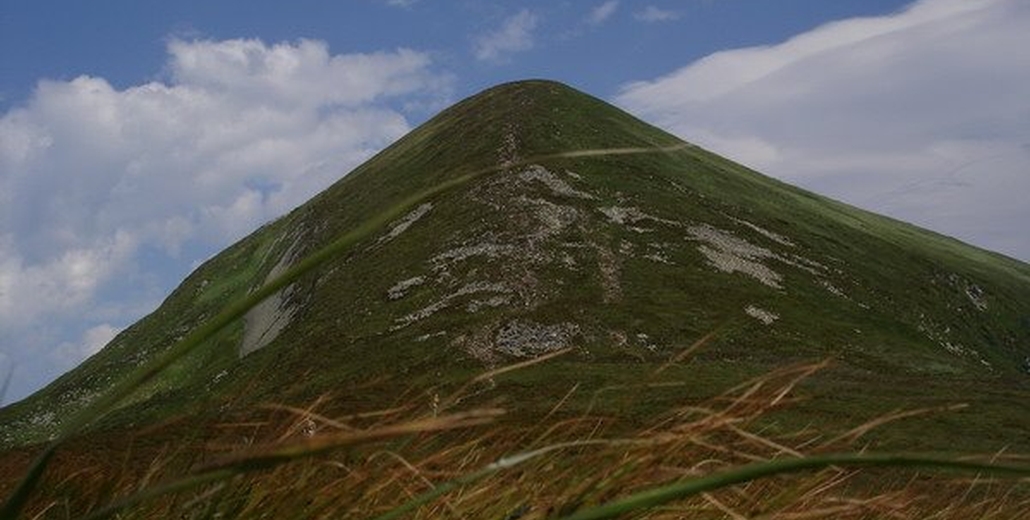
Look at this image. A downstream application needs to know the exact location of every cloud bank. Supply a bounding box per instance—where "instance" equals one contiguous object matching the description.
[617,0,1030,261]
[0,38,451,402]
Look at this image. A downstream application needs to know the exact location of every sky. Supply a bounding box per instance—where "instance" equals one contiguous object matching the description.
[1,0,1028,404]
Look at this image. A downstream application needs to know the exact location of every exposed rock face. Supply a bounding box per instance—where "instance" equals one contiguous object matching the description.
[494,320,581,357]
[384,160,598,359]
[377,126,848,363]
[241,234,303,357]
[373,122,615,361]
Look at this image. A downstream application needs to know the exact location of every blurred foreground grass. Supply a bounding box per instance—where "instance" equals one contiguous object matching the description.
[3,354,1029,519]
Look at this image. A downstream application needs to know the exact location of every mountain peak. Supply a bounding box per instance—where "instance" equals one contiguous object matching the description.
[3,80,1029,454]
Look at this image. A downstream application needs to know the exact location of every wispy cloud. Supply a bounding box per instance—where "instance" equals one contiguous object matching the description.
[634,6,680,22]
[618,0,1030,261]
[474,9,539,62]
[588,1,619,26]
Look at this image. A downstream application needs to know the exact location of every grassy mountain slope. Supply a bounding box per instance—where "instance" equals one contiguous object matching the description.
[2,79,1030,460]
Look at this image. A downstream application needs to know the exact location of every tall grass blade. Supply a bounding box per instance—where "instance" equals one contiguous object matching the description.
[202,409,503,472]
[75,410,501,519]
[369,441,621,520]
[0,446,55,520]
[555,453,1030,520]
[79,469,235,520]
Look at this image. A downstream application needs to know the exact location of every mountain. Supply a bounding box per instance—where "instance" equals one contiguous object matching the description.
[3,79,1030,457]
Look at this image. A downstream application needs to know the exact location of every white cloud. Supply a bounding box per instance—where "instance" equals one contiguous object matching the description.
[0,231,136,331]
[588,1,619,25]
[474,10,539,62]
[617,0,1030,261]
[0,38,451,401]
[634,6,680,22]
[167,39,439,107]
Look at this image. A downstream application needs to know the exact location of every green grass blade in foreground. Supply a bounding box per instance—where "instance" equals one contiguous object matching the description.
[0,448,55,520]
[556,453,1030,520]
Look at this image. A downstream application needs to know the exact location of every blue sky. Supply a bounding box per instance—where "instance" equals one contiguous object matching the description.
[2,0,907,110]
[1,0,1028,404]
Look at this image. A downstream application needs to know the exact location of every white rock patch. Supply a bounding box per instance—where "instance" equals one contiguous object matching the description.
[519,165,595,199]
[745,305,779,325]
[965,284,988,311]
[731,217,795,247]
[600,206,679,227]
[432,242,516,267]
[379,203,432,244]
[636,332,659,352]
[393,281,511,329]
[521,197,580,238]
[387,276,426,300]
[494,320,580,357]
[393,299,451,329]
[697,246,784,289]
[917,314,989,366]
[821,280,847,297]
[467,295,512,313]
[687,224,784,288]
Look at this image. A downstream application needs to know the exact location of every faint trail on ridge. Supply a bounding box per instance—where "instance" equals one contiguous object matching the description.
[539,143,693,160]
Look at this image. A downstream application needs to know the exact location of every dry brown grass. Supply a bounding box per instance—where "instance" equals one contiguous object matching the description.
[3,358,1028,519]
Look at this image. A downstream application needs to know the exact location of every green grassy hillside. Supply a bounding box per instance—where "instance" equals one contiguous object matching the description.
[2,80,1030,518]
[4,79,1030,446]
